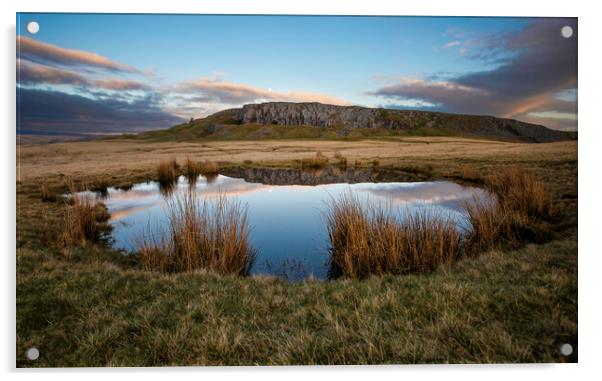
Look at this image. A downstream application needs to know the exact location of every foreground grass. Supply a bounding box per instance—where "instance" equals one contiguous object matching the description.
[16,235,576,366]
[16,138,578,366]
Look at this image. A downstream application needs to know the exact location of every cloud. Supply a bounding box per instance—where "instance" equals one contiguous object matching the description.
[369,19,577,130]
[18,59,91,86]
[17,60,152,92]
[177,78,353,106]
[17,87,182,134]
[445,41,461,48]
[17,36,140,73]
[93,79,151,91]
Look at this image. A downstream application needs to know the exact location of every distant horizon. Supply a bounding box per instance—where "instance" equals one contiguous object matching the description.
[17,14,577,134]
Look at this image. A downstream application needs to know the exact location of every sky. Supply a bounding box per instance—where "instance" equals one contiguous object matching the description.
[16,14,577,135]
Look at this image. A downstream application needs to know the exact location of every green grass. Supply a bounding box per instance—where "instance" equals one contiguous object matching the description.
[16,235,576,366]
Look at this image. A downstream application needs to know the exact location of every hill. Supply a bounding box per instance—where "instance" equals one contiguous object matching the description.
[132,102,576,143]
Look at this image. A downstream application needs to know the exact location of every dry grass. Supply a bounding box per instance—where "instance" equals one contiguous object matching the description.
[461,165,479,181]
[16,138,576,183]
[157,158,179,183]
[183,157,202,183]
[40,181,55,202]
[334,151,348,169]
[326,166,555,278]
[137,190,256,275]
[325,192,461,279]
[462,196,523,253]
[486,166,553,220]
[463,166,554,253]
[61,181,111,247]
[199,159,219,176]
[301,151,329,170]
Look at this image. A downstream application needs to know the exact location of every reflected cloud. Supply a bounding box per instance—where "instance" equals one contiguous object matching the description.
[354,181,489,209]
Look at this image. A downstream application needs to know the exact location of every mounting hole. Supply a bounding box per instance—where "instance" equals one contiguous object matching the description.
[25,347,39,360]
[26,21,40,35]
[561,26,573,39]
[560,343,573,356]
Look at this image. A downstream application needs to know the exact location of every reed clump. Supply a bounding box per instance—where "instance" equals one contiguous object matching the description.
[199,159,219,176]
[334,151,348,169]
[183,158,202,182]
[301,151,329,170]
[157,158,179,183]
[325,192,461,279]
[485,166,552,220]
[326,166,554,278]
[137,191,256,275]
[463,166,554,253]
[462,196,523,253]
[61,182,111,246]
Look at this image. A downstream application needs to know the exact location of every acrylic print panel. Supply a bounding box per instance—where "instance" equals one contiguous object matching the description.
[16,13,577,366]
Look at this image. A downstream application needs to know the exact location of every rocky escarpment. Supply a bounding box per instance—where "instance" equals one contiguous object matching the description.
[236,102,574,143]
[237,102,387,129]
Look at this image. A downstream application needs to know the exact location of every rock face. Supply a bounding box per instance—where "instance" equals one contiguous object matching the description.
[237,102,387,129]
[236,102,574,143]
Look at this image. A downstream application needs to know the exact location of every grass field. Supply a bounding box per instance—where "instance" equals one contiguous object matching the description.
[16,136,578,366]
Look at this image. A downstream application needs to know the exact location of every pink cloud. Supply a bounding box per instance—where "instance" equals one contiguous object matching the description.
[18,36,140,73]
[178,78,352,106]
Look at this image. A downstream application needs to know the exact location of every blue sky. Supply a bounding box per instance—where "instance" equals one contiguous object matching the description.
[16,14,577,134]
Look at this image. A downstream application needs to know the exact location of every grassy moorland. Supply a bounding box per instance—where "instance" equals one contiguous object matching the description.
[16,136,577,366]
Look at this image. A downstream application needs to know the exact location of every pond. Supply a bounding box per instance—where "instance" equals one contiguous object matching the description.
[84,169,489,280]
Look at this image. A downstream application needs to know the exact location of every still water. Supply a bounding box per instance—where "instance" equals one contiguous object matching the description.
[85,173,488,280]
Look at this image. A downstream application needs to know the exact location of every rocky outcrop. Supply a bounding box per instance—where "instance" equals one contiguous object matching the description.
[237,102,388,129]
[236,102,574,143]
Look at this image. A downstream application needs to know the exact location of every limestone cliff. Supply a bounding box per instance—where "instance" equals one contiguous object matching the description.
[235,102,573,142]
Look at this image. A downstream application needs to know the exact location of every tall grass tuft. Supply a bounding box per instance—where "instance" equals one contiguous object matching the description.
[157,159,179,183]
[61,181,111,246]
[485,166,553,220]
[462,166,554,254]
[199,160,219,177]
[137,190,256,275]
[462,196,523,253]
[334,151,348,170]
[325,192,460,279]
[184,158,202,184]
[301,151,329,170]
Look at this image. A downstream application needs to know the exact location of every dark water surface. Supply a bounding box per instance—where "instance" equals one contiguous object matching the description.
[82,171,488,280]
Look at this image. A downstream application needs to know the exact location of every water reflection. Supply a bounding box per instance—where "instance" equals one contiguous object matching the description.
[158,178,177,197]
[81,174,488,280]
